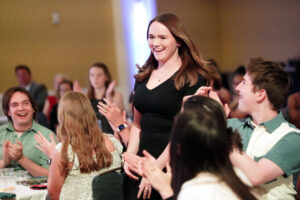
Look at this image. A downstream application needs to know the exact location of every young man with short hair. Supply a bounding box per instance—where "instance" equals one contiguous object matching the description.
[0,87,56,176]
[229,57,300,199]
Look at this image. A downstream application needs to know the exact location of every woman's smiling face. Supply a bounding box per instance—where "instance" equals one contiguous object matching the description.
[147,21,179,64]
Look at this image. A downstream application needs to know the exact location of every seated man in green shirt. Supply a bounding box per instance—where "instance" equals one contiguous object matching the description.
[0,86,56,177]
[227,58,300,199]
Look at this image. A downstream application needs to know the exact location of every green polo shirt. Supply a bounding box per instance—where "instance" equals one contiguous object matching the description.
[0,121,56,171]
[228,112,300,181]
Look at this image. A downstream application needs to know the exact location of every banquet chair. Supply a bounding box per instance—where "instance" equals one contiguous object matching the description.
[92,167,124,200]
[0,192,16,200]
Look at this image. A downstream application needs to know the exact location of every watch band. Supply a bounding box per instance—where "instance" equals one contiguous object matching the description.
[117,123,128,132]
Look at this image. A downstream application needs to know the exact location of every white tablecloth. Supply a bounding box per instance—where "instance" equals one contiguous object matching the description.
[14,185,47,200]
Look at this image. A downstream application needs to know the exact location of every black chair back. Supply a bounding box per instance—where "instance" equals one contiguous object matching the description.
[92,167,124,200]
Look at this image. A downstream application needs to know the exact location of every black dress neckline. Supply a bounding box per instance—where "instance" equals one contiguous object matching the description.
[145,70,178,91]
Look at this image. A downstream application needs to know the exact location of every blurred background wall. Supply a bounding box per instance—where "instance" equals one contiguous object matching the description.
[0,0,117,93]
[0,0,299,94]
[157,0,300,71]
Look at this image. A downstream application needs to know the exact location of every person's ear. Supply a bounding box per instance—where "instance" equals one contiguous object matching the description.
[257,88,267,103]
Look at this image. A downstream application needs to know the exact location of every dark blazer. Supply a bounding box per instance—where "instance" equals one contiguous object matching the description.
[29,81,48,111]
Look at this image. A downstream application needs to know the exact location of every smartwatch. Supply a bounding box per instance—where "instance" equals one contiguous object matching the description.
[47,158,52,166]
[117,123,128,133]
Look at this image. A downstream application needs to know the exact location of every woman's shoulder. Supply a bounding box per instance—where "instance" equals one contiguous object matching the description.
[103,134,123,155]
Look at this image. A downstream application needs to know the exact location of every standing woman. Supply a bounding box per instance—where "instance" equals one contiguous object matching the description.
[124,13,208,200]
[88,62,124,134]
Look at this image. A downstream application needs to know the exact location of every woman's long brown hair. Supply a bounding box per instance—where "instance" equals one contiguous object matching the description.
[135,13,209,90]
[57,91,112,177]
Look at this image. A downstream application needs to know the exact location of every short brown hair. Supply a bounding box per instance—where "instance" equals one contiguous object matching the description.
[246,57,290,110]
[2,86,38,121]
[15,65,31,75]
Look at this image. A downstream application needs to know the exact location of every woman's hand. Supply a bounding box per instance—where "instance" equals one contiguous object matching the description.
[194,86,212,96]
[105,80,117,100]
[97,98,126,129]
[142,150,173,199]
[143,161,173,199]
[73,80,83,92]
[123,151,144,180]
[123,160,140,181]
[34,132,57,158]
[138,177,152,199]
[142,150,171,191]
[123,152,143,177]
[195,86,230,117]
[143,162,172,194]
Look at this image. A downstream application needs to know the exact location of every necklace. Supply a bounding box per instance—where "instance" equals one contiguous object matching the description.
[156,68,177,82]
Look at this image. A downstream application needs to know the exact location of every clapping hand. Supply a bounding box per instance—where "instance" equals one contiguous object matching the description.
[97,98,126,129]
[9,141,23,162]
[2,141,12,166]
[105,80,117,100]
[141,150,173,199]
[35,132,57,158]
[73,80,83,92]
[195,86,230,116]
[123,152,143,180]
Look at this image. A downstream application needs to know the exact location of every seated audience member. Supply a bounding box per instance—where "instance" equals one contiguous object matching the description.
[229,65,248,118]
[47,92,123,200]
[227,58,300,199]
[124,96,258,200]
[206,60,231,105]
[43,73,69,120]
[15,65,48,127]
[0,87,56,176]
[49,80,73,132]
[231,65,246,93]
[87,62,124,133]
[73,63,124,134]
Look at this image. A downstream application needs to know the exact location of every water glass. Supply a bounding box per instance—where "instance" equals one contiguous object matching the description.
[0,168,14,176]
[15,170,29,184]
[0,168,15,190]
